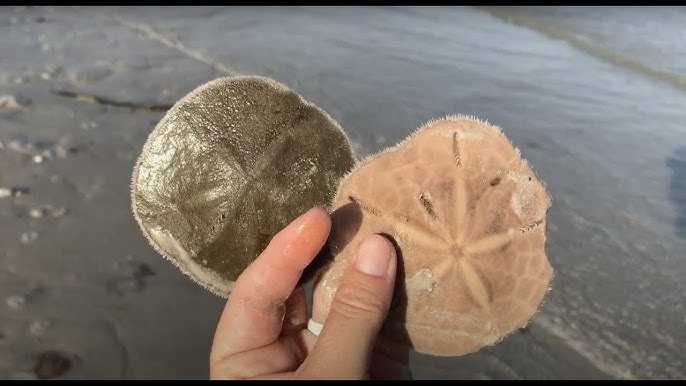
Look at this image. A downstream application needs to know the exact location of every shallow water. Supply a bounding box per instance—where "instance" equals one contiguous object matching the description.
[0,6,684,379]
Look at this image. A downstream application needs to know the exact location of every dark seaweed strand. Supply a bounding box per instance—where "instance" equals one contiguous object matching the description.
[51,88,173,111]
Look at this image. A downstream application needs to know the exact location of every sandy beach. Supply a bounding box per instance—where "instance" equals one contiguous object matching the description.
[1,6,684,379]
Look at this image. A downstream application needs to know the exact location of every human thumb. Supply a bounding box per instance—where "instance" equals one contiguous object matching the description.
[296,234,397,379]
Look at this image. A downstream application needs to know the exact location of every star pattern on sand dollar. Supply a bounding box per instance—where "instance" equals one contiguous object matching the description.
[324,116,553,356]
[347,132,546,311]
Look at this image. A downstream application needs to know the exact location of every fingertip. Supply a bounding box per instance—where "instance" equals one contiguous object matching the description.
[354,234,397,278]
[308,206,332,219]
[284,206,331,239]
[268,207,331,256]
[296,206,332,253]
[305,206,332,234]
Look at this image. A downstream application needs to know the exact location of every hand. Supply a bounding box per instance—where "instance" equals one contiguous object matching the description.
[209,207,411,379]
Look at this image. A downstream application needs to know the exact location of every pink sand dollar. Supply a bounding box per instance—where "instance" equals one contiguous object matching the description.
[313,115,553,356]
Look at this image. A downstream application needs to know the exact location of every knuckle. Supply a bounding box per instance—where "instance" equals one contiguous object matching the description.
[330,277,387,320]
[210,351,258,380]
[222,370,246,381]
[210,359,248,380]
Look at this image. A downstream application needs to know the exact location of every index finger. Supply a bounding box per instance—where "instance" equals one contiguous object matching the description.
[210,207,331,361]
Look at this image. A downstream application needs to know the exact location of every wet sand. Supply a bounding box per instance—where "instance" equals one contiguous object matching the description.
[1,6,684,379]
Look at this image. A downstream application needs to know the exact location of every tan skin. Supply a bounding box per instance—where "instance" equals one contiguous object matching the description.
[209,207,412,379]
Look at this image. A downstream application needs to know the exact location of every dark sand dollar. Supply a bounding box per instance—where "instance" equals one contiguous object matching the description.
[312,115,553,356]
[131,76,355,297]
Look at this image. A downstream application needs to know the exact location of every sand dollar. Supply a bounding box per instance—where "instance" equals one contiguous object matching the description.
[131,76,355,297]
[312,115,553,356]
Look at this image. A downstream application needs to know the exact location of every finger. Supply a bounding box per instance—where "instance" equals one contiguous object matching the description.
[251,372,295,380]
[296,234,397,379]
[211,330,311,379]
[210,207,331,363]
[282,287,308,335]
